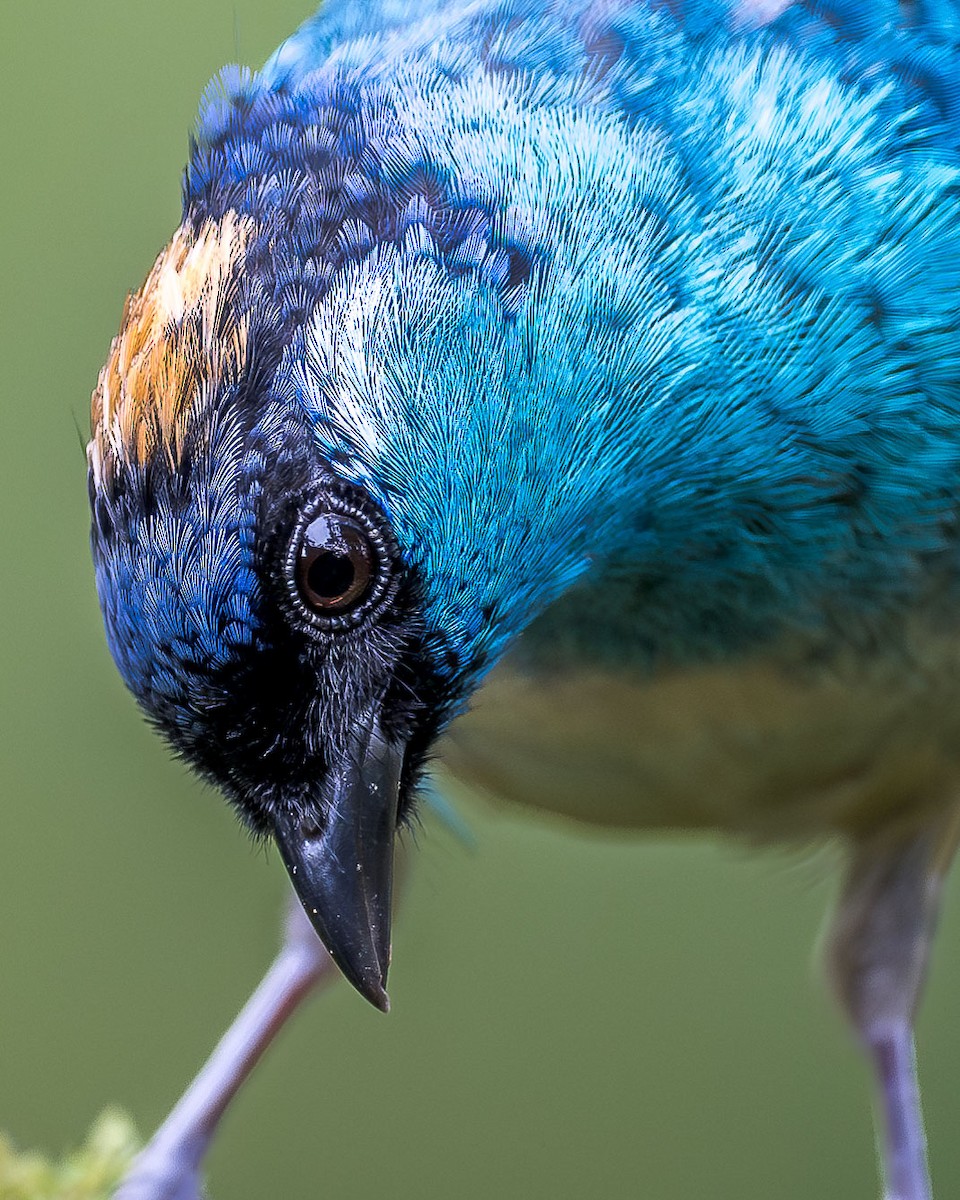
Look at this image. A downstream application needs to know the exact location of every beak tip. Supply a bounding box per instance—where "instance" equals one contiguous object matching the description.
[338,954,391,1011]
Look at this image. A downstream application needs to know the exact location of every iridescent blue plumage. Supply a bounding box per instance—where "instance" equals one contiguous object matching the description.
[90,4,960,1197]
[166,0,960,684]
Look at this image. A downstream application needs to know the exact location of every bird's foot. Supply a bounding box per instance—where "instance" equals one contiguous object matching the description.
[113,897,337,1200]
[825,806,960,1200]
[869,1021,930,1200]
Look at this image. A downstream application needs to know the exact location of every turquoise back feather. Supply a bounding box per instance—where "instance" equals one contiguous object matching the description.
[229,0,960,681]
[96,0,960,740]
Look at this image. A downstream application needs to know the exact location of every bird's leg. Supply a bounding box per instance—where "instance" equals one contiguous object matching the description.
[113,896,338,1200]
[824,805,960,1200]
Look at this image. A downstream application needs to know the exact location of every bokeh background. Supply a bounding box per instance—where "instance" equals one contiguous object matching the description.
[3,3,960,1197]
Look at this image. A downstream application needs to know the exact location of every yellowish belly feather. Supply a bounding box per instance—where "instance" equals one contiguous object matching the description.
[440,620,960,840]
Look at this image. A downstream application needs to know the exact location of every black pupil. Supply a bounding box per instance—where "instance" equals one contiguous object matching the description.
[307,550,355,600]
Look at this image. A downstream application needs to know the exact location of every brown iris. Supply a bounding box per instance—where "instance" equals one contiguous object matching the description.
[296,514,375,615]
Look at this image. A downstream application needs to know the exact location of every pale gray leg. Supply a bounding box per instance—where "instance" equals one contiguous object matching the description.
[825,807,960,1200]
[113,897,337,1200]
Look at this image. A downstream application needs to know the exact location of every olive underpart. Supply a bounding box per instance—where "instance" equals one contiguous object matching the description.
[296,514,375,614]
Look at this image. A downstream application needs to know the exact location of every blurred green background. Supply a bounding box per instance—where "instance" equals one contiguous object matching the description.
[3,3,960,1197]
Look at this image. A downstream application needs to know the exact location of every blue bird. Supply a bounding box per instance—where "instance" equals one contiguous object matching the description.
[89,1,960,1197]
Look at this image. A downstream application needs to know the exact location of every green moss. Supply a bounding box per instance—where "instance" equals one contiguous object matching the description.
[0,1112,140,1200]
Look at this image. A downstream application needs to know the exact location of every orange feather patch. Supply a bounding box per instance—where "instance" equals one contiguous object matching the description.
[89,212,254,487]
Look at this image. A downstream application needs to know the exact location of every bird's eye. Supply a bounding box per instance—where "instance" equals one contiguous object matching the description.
[296,514,376,615]
[283,491,395,632]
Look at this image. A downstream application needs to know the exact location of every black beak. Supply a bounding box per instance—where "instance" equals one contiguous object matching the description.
[273,715,404,1012]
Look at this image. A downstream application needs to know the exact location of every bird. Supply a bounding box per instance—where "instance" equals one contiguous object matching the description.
[87,1,960,1197]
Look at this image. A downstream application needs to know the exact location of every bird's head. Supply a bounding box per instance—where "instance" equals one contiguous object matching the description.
[93,194,525,1008]
[86,64,591,1008]
[88,215,442,1009]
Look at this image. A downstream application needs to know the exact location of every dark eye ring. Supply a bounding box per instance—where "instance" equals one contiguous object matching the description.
[285,496,393,631]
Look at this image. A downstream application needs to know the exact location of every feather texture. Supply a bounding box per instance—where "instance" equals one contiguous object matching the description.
[87,9,960,1189]
[91,0,960,785]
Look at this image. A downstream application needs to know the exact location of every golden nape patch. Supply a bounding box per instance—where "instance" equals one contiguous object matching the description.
[89,211,254,486]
